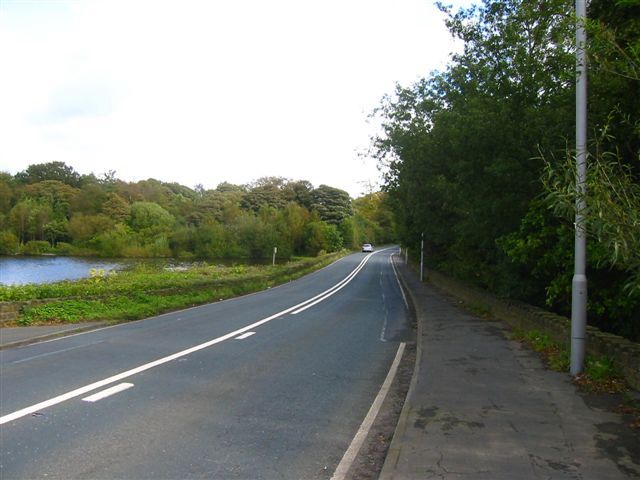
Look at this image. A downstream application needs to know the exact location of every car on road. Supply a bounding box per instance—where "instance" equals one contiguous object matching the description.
[362,243,373,253]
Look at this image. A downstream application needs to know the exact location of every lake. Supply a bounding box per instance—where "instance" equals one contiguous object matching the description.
[0,256,289,286]
[0,256,123,286]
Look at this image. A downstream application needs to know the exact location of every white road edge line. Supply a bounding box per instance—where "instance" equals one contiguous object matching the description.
[390,252,410,310]
[0,250,387,425]
[235,332,256,340]
[331,342,406,480]
[82,383,134,403]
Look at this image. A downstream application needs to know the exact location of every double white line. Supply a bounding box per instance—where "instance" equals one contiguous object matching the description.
[1,250,383,425]
[291,249,379,314]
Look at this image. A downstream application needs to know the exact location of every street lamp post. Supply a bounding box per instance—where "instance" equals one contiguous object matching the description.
[571,0,588,376]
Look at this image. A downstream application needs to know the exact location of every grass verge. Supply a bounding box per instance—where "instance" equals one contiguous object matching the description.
[511,329,627,393]
[2,252,347,326]
[512,328,639,428]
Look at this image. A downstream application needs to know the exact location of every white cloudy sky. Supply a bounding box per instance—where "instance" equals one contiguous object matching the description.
[0,0,474,197]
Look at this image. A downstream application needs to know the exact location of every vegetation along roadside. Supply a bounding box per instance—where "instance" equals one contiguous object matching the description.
[0,252,347,326]
[512,328,640,430]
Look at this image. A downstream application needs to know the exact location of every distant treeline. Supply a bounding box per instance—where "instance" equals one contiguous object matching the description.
[0,161,396,259]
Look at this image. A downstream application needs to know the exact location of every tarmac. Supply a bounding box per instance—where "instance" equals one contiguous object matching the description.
[1,259,638,479]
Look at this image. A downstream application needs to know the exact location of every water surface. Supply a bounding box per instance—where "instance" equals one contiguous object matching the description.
[0,256,122,286]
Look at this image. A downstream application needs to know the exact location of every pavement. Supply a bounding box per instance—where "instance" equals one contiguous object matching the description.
[2,258,638,479]
[380,256,640,479]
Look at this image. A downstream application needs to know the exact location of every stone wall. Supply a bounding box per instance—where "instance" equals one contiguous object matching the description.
[0,300,49,325]
[427,270,640,390]
[0,302,20,325]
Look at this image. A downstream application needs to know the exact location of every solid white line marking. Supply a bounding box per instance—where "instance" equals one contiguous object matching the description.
[235,332,256,340]
[1,251,386,425]
[331,342,406,480]
[291,249,391,315]
[390,253,409,310]
[82,383,134,403]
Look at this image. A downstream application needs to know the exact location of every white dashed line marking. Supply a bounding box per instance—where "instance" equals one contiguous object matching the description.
[235,332,256,340]
[82,383,134,403]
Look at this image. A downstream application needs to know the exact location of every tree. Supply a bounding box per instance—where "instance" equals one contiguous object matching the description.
[103,193,131,223]
[129,202,175,240]
[22,180,80,219]
[0,230,19,254]
[304,221,343,256]
[227,212,278,260]
[67,213,114,243]
[372,0,639,341]
[352,192,397,245]
[0,172,15,214]
[310,185,353,225]
[71,182,109,215]
[242,177,289,212]
[9,199,36,243]
[15,161,81,187]
[283,180,314,209]
[374,0,575,287]
[44,219,69,246]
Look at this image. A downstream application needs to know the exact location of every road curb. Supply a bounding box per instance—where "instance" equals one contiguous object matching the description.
[0,322,109,351]
[378,254,424,480]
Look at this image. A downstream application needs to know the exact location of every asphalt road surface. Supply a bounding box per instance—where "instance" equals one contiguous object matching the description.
[0,248,410,479]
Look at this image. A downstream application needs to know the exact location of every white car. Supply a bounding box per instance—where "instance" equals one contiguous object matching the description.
[361,243,373,253]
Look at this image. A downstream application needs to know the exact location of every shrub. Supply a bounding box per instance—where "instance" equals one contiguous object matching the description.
[0,230,19,255]
[21,240,53,255]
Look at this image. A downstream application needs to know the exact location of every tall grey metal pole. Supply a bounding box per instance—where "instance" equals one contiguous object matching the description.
[571,0,588,376]
[420,233,424,282]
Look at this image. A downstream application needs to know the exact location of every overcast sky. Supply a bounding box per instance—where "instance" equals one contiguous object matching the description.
[0,0,475,197]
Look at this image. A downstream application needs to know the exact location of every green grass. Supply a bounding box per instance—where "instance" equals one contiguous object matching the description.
[512,328,626,393]
[7,252,346,325]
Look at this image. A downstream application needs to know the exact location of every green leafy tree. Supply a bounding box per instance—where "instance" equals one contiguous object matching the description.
[129,202,175,240]
[15,161,81,187]
[283,180,314,209]
[67,213,114,243]
[372,0,639,340]
[71,182,109,215]
[0,230,19,254]
[9,199,37,243]
[193,221,228,258]
[304,221,343,256]
[103,193,131,223]
[242,177,289,212]
[22,180,80,219]
[0,172,15,214]
[310,185,353,225]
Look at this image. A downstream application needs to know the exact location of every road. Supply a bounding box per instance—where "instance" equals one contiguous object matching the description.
[0,249,410,479]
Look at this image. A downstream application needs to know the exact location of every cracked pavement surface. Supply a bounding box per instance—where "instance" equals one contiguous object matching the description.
[379,259,639,480]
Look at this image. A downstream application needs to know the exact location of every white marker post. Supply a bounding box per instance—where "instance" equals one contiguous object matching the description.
[420,233,424,282]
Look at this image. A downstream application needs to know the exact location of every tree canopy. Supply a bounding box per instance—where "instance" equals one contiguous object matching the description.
[0,163,396,261]
[373,0,639,340]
